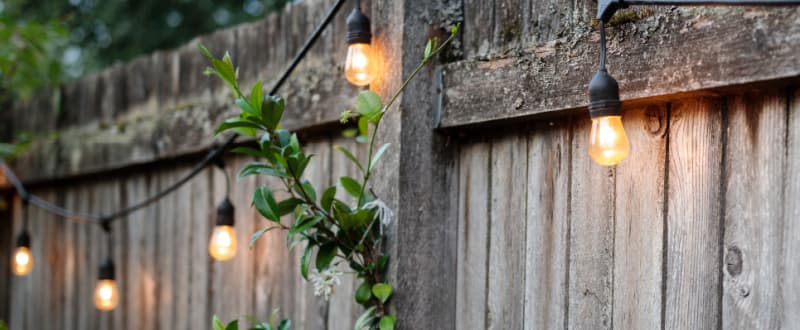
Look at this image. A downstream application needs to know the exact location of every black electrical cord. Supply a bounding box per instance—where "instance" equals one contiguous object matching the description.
[1,0,349,226]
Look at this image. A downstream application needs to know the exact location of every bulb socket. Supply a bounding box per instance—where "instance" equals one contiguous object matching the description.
[588,68,622,119]
[216,197,235,227]
[346,7,371,45]
[98,258,115,280]
[16,231,30,248]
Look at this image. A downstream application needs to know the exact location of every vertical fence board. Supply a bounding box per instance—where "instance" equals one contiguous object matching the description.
[124,174,152,330]
[61,190,77,330]
[568,118,615,330]
[463,0,495,58]
[487,134,527,330]
[188,169,213,329]
[723,92,787,330]
[328,136,364,330]
[613,105,668,330]
[8,197,23,329]
[494,0,524,51]
[783,88,800,328]
[157,170,178,330]
[665,97,724,329]
[456,141,491,330]
[172,167,192,330]
[524,121,571,329]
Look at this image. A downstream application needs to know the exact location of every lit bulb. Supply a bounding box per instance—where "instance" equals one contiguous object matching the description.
[209,225,237,261]
[93,279,119,311]
[344,43,375,86]
[12,246,33,276]
[589,115,630,166]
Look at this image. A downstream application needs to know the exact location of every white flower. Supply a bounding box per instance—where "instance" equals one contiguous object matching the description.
[309,267,342,300]
[364,199,394,226]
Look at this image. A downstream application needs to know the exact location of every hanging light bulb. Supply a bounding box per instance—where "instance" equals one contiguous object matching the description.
[209,198,237,261]
[587,21,629,166]
[344,1,375,86]
[12,231,33,276]
[94,258,119,311]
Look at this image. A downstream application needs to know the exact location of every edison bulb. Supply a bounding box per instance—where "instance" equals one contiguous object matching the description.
[93,279,119,311]
[12,246,33,276]
[589,115,630,166]
[344,43,375,86]
[209,225,237,260]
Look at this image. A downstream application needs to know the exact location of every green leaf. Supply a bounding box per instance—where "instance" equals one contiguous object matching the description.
[277,320,291,330]
[254,185,280,222]
[236,98,259,117]
[263,96,285,130]
[199,45,214,59]
[230,146,263,158]
[355,90,383,117]
[358,116,369,138]
[315,243,337,271]
[225,320,239,330]
[294,180,317,202]
[250,80,263,113]
[340,176,362,197]
[355,281,372,305]
[379,315,396,330]
[424,38,433,59]
[377,255,390,273]
[334,145,364,174]
[277,198,304,217]
[238,162,288,179]
[354,307,378,330]
[301,244,313,280]
[321,186,337,211]
[213,316,226,330]
[369,143,391,171]
[372,283,393,303]
[250,226,278,248]
[216,117,264,135]
[290,215,323,235]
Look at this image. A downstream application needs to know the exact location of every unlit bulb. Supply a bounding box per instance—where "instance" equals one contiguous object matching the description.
[209,225,237,260]
[589,115,630,166]
[93,279,119,311]
[12,246,33,276]
[344,43,375,86]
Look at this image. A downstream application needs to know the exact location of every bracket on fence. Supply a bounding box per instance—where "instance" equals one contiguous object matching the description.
[597,0,800,21]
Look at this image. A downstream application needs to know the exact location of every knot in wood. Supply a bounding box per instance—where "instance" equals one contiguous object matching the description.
[726,246,743,277]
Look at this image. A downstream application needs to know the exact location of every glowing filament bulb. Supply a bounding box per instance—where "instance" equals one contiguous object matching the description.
[93,279,119,311]
[12,246,33,276]
[344,43,375,86]
[209,225,237,261]
[589,115,630,166]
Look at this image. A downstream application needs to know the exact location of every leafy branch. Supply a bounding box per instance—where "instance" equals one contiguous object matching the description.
[202,24,459,330]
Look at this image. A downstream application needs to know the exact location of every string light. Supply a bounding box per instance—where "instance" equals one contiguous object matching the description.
[344,0,376,86]
[209,158,237,261]
[587,20,629,166]
[94,258,119,311]
[12,201,33,276]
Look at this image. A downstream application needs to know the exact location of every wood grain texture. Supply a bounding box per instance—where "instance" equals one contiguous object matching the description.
[665,97,723,329]
[524,120,571,329]
[723,92,787,330]
[613,105,667,330]
[487,134,527,329]
[463,0,494,58]
[441,8,800,129]
[456,141,491,330]
[568,117,615,330]
[782,87,800,329]
[124,174,159,330]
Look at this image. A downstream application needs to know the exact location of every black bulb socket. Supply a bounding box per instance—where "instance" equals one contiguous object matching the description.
[216,197,235,227]
[98,258,115,280]
[346,7,372,45]
[588,68,622,119]
[16,231,30,248]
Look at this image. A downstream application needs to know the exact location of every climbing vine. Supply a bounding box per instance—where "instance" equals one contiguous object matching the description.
[202,24,459,330]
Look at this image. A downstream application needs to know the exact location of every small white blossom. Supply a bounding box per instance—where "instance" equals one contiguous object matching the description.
[364,199,394,226]
[309,267,342,300]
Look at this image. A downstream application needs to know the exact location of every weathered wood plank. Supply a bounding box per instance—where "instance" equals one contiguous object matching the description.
[157,170,177,330]
[171,167,193,330]
[328,136,363,330]
[665,97,723,329]
[463,0,494,58]
[188,168,213,330]
[723,92,787,330]
[456,141,490,330]
[524,120,571,329]
[494,0,523,51]
[441,8,800,129]
[487,134,527,329]
[782,87,800,329]
[568,116,615,330]
[125,174,159,330]
[8,197,24,329]
[613,105,668,330]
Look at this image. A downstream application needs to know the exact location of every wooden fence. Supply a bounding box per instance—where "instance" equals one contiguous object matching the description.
[3,0,800,329]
